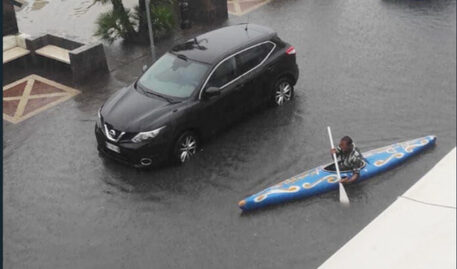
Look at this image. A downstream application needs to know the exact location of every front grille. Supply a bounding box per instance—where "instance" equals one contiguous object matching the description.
[120,132,136,142]
[104,122,125,142]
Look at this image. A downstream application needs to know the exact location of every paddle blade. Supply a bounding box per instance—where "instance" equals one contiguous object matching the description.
[339,182,350,206]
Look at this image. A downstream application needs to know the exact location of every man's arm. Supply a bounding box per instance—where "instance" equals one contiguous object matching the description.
[341,172,359,184]
[341,156,363,184]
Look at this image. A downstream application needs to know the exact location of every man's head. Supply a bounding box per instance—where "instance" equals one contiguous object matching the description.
[339,136,353,153]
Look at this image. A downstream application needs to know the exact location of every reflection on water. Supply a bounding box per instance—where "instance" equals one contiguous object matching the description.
[14,0,124,42]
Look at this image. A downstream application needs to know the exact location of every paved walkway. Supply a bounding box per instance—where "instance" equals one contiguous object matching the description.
[3,74,80,124]
[227,0,271,16]
[318,147,456,269]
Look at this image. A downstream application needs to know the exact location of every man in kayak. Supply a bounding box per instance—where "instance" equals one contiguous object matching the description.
[330,136,364,184]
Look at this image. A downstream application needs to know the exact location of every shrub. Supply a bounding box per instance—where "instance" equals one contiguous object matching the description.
[95,8,135,43]
[133,4,175,39]
[94,0,175,44]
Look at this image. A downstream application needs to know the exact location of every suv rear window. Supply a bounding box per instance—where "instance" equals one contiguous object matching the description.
[236,43,274,75]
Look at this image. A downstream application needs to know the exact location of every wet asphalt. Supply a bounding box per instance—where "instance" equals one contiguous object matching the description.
[3,0,456,268]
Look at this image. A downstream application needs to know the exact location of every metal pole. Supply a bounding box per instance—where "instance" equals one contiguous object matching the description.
[145,0,156,61]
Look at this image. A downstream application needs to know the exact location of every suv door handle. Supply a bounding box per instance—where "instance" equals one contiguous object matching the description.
[235,83,244,90]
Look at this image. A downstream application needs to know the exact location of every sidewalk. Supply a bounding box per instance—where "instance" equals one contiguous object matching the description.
[318,147,456,269]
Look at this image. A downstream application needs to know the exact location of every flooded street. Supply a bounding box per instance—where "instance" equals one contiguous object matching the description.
[15,0,138,42]
[4,0,456,268]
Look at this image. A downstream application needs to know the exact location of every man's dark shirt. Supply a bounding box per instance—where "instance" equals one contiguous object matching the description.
[335,145,364,174]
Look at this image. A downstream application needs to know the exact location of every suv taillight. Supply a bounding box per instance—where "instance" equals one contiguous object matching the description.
[286,46,296,55]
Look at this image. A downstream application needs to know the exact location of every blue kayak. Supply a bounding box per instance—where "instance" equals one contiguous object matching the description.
[238,135,437,211]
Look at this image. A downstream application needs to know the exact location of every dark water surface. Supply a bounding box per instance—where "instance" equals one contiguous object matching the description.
[4,0,456,268]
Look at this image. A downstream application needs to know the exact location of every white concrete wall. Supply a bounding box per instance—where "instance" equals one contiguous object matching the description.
[319,147,456,269]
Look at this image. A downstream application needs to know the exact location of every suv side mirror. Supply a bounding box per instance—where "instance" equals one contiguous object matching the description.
[204,86,221,98]
[142,65,148,73]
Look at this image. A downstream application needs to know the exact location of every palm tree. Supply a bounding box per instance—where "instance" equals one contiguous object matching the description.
[94,0,137,42]
[94,0,175,44]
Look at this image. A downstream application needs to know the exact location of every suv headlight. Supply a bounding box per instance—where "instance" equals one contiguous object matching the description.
[131,126,165,143]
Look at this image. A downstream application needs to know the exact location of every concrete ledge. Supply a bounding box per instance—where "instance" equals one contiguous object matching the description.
[25,34,84,52]
[25,34,108,83]
[3,33,31,64]
[25,34,48,53]
[69,42,109,82]
[3,46,30,64]
[3,35,18,51]
[47,34,83,50]
[319,148,456,269]
[35,45,70,64]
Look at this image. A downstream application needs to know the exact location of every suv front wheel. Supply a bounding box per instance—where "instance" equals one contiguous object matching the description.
[172,131,199,164]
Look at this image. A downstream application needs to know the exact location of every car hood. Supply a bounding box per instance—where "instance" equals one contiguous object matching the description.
[101,84,178,132]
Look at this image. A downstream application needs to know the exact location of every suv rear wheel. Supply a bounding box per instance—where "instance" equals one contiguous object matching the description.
[272,77,294,106]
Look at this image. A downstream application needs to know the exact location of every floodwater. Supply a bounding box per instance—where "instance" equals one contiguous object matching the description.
[15,0,138,42]
[4,0,456,268]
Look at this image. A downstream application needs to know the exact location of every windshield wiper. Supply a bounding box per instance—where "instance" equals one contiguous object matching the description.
[177,54,188,61]
[145,89,179,104]
[136,82,177,103]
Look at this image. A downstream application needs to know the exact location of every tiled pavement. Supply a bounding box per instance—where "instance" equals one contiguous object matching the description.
[3,74,80,124]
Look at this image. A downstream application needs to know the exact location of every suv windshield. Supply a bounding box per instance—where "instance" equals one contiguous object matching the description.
[138,53,209,98]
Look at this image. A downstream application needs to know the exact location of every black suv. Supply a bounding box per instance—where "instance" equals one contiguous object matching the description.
[96,24,299,167]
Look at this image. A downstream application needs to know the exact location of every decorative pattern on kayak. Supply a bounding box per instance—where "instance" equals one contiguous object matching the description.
[374,152,404,167]
[238,135,436,211]
[302,175,338,189]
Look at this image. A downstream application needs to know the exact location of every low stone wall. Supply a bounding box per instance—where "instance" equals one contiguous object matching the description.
[25,34,84,54]
[26,34,108,82]
[69,43,108,82]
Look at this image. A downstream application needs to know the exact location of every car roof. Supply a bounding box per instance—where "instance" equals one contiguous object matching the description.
[170,24,276,65]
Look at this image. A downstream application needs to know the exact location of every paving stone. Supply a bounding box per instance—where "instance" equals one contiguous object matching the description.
[2,74,80,124]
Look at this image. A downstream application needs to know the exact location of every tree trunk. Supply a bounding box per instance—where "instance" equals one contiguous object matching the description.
[111,0,137,41]
[136,0,149,43]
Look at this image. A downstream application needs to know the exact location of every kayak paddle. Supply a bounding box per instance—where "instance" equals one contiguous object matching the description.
[327,126,350,206]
